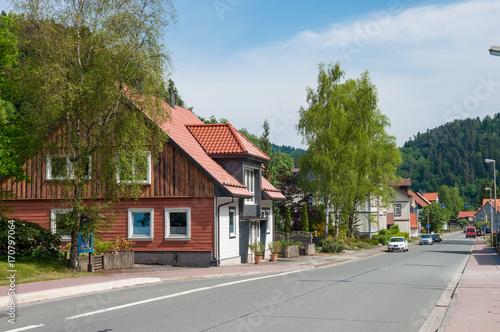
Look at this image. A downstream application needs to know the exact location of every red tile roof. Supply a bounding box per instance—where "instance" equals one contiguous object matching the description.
[410,213,418,229]
[124,88,281,199]
[481,199,500,212]
[423,192,438,202]
[186,123,270,161]
[408,190,429,207]
[262,177,285,200]
[457,211,476,220]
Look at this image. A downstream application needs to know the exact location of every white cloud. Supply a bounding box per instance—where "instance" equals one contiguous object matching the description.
[172,0,500,148]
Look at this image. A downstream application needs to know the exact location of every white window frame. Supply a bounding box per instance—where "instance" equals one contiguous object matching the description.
[244,168,255,204]
[229,206,236,238]
[116,151,152,185]
[261,207,271,234]
[165,208,191,240]
[127,208,154,241]
[50,208,72,241]
[46,155,91,180]
[394,204,402,217]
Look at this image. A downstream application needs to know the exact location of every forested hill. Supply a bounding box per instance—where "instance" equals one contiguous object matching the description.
[398,114,500,204]
[272,144,304,167]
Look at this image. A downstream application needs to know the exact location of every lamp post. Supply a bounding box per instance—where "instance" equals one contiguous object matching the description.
[485,159,497,248]
[485,187,492,240]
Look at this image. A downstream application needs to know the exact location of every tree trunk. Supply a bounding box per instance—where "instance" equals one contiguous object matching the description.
[69,183,83,270]
[335,209,340,237]
[324,199,329,236]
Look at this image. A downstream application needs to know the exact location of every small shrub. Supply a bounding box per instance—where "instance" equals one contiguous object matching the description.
[321,236,344,253]
[268,241,281,254]
[249,241,264,256]
[395,232,409,239]
[389,225,400,234]
[0,219,61,258]
[372,234,391,245]
[354,241,373,250]
[378,229,389,235]
[94,239,114,254]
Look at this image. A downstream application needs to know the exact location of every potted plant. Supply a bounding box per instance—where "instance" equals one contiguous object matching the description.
[268,241,281,261]
[248,241,264,264]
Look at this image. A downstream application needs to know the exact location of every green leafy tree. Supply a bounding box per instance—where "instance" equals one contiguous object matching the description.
[284,205,292,233]
[261,120,272,179]
[419,202,450,233]
[8,0,176,269]
[297,62,401,236]
[438,185,464,219]
[300,202,309,232]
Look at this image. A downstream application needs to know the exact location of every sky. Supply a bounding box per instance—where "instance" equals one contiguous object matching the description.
[2,0,500,149]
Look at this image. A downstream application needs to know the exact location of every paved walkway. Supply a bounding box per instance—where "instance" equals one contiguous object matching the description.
[440,238,500,332]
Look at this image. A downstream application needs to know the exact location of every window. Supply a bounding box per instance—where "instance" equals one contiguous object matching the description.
[394,204,402,217]
[117,152,151,184]
[229,207,236,238]
[46,155,91,180]
[127,208,154,240]
[165,208,191,240]
[244,168,255,204]
[50,209,72,241]
[261,208,271,234]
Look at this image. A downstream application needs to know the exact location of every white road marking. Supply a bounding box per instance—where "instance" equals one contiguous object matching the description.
[4,324,46,332]
[65,270,303,321]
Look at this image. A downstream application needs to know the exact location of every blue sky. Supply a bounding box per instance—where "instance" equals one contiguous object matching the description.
[3,0,500,148]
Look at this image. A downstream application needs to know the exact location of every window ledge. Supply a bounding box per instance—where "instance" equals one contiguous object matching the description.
[164,237,191,241]
[128,237,154,241]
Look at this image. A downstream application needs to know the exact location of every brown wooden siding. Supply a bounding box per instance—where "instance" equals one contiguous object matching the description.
[1,142,215,200]
[6,197,215,253]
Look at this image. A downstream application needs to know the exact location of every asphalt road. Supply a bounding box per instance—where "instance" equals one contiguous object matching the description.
[2,233,474,332]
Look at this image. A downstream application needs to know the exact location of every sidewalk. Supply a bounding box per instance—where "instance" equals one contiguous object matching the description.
[0,243,388,307]
[440,238,500,331]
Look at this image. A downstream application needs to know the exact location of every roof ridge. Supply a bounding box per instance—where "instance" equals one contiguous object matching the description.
[227,124,248,154]
[232,126,270,159]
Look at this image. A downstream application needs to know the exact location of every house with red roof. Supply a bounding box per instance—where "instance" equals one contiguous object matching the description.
[474,199,500,228]
[1,99,284,267]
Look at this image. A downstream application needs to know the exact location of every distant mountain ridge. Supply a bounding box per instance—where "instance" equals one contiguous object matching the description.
[397,114,500,204]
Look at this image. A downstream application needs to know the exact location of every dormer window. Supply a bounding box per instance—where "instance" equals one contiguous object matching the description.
[244,168,255,204]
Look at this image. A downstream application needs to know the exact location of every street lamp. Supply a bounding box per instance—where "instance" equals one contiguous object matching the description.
[489,45,500,56]
[485,159,497,248]
[485,187,492,240]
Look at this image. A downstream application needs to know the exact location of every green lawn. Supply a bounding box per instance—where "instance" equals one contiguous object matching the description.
[0,259,92,286]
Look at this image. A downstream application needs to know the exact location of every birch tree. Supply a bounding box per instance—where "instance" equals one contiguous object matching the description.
[297,62,400,236]
[7,0,176,269]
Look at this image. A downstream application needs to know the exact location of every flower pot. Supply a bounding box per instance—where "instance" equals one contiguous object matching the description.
[255,255,263,264]
[269,254,278,262]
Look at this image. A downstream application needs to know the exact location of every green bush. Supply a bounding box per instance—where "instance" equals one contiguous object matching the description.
[321,236,344,253]
[353,241,373,249]
[378,229,389,235]
[0,219,61,258]
[361,238,379,246]
[389,225,400,234]
[395,232,409,239]
[94,239,114,255]
[372,234,391,245]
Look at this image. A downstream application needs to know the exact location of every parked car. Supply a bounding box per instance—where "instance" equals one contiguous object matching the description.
[387,237,409,252]
[419,234,433,245]
[465,226,476,238]
[431,233,442,242]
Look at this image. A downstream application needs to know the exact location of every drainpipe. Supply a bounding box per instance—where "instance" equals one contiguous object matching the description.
[215,196,235,267]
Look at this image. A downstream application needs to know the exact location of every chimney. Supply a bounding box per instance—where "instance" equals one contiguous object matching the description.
[170,90,175,108]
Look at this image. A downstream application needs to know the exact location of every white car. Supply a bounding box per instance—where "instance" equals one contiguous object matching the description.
[419,234,433,245]
[387,237,409,252]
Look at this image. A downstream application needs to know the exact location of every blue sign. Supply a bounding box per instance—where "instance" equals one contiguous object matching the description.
[441,204,446,209]
[465,203,470,209]
[78,217,93,255]
[426,224,430,228]
[483,224,487,229]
